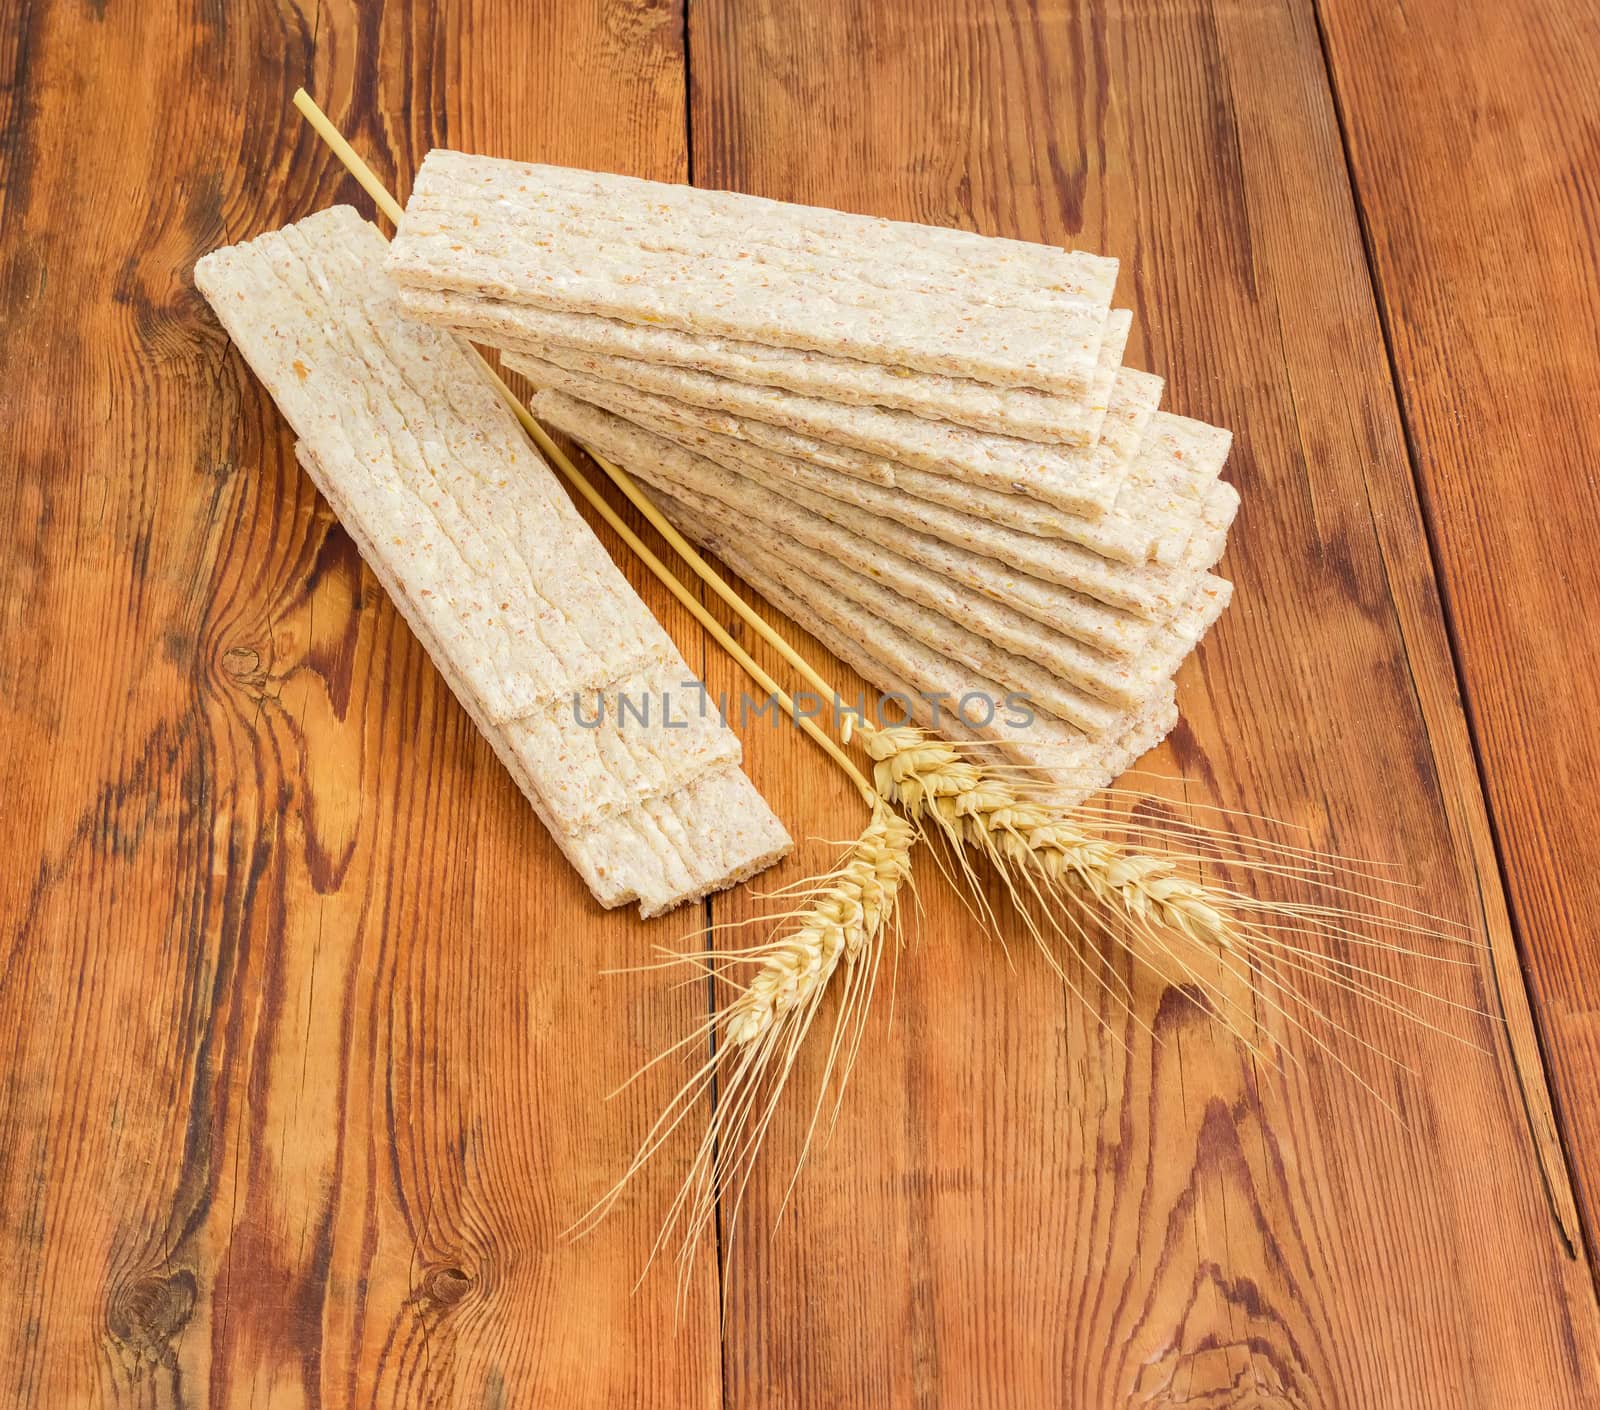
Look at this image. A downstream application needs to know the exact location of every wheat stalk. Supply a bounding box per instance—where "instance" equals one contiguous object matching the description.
[574,802,915,1296]
[721,804,916,1045]
[859,723,1230,947]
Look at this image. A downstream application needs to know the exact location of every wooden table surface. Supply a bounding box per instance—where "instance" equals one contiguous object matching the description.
[3,1,1598,1404]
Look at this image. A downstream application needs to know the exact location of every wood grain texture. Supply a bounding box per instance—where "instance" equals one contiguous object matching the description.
[0,0,721,1404]
[1314,0,1600,1257]
[689,1,1600,1404]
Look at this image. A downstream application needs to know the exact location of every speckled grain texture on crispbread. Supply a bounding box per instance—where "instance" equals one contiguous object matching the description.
[654,487,1180,804]
[299,444,790,916]
[388,149,1117,394]
[506,343,1160,516]
[523,366,1228,571]
[402,285,1132,446]
[896,460,1238,563]
[656,478,1128,737]
[196,206,789,915]
[535,393,1154,658]
[535,392,1232,708]
[648,402,1234,586]
[536,390,1226,615]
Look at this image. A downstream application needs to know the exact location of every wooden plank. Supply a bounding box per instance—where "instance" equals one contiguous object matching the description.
[686,1,1600,1404]
[1314,0,1600,1253]
[0,2,720,1405]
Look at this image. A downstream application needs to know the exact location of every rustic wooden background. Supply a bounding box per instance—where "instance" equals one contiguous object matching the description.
[2,0,1598,1404]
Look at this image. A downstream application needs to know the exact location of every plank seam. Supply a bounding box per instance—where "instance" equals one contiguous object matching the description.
[1306,0,1598,1287]
[680,0,734,1384]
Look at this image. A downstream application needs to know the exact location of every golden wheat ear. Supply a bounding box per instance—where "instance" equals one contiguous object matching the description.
[853,722,1489,1105]
[570,803,915,1294]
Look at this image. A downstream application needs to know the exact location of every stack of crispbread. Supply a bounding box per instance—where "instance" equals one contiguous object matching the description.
[197,206,791,917]
[384,151,1237,805]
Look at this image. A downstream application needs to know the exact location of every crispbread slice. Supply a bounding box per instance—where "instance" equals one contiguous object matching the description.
[892,455,1239,564]
[504,343,1159,516]
[534,391,1233,704]
[197,206,790,915]
[401,283,1132,446]
[202,216,679,725]
[389,149,1117,394]
[536,393,1154,657]
[576,768,794,915]
[656,487,1179,803]
[537,389,1224,613]
[1126,415,1236,564]
[663,478,1174,738]
[301,443,790,915]
[524,356,906,485]
[521,363,1232,569]
[646,401,1234,584]
[658,476,1128,737]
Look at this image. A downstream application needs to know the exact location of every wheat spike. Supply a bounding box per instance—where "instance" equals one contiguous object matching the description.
[855,721,1486,1095]
[575,802,915,1296]
[862,724,1231,946]
[722,804,915,1045]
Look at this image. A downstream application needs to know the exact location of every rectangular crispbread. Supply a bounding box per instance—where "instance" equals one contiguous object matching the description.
[537,388,1225,613]
[196,206,790,916]
[656,476,1129,738]
[533,392,1233,706]
[505,342,1228,560]
[890,455,1239,564]
[645,402,1235,585]
[520,361,1234,567]
[388,149,1118,394]
[299,443,788,912]
[504,342,1159,517]
[673,472,1231,720]
[401,284,1132,446]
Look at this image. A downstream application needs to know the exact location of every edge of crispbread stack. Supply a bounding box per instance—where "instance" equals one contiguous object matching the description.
[534,391,1230,802]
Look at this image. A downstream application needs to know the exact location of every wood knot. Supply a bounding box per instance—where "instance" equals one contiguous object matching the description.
[107,1270,195,1357]
[217,644,268,698]
[421,1264,472,1307]
[221,646,260,678]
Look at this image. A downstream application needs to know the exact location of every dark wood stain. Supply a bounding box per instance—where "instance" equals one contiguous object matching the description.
[0,0,718,1406]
